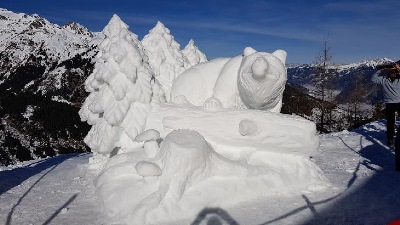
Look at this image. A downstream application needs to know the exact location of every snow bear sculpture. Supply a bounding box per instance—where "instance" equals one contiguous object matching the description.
[171,47,287,112]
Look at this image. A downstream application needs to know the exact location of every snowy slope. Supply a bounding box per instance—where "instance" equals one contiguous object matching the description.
[1,120,400,225]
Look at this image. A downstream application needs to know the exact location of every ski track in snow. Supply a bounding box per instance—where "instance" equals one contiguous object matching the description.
[1,120,400,225]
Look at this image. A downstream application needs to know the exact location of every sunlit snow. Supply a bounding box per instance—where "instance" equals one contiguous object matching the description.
[77,15,329,224]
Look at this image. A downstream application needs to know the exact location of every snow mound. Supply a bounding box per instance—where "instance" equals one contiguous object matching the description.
[94,128,328,224]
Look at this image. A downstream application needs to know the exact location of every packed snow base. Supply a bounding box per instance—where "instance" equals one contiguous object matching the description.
[78,15,329,225]
[93,104,328,224]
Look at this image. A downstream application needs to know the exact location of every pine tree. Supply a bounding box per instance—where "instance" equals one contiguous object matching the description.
[347,70,368,128]
[313,40,337,132]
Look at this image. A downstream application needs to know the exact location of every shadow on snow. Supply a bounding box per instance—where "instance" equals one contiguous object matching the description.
[191,207,240,225]
[299,120,400,225]
[0,153,80,195]
[42,193,78,225]
[190,120,400,225]
[1,153,84,225]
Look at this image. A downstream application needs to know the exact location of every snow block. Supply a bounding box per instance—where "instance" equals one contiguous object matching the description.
[94,128,328,225]
[147,103,319,158]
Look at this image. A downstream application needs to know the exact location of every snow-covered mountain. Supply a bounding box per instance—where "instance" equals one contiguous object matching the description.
[287,58,395,104]
[0,8,96,59]
[0,8,101,166]
[284,59,396,133]
[0,7,101,102]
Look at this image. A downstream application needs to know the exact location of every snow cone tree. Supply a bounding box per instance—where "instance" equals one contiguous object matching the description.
[79,15,158,156]
[182,39,207,67]
[142,21,190,101]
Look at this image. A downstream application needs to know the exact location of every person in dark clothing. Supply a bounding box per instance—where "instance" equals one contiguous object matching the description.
[385,103,400,146]
[371,61,400,147]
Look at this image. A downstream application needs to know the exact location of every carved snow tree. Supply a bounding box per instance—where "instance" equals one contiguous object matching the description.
[141,22,190,101]
[79,15,155,155]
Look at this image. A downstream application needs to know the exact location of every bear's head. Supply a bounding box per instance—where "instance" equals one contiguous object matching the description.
[237,47,287,112]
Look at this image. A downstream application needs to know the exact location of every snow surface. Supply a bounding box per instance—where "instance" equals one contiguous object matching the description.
[1,120,400,225]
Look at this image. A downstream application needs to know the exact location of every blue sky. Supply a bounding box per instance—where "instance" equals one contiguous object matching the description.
[1,0,399,64]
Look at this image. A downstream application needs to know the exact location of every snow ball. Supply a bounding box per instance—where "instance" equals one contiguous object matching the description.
[239,119,259,136]
[60,207,69,214]
[203,97,223,110]
[144,140,159,158]
[135,161,162,177]
[135,129,161,142]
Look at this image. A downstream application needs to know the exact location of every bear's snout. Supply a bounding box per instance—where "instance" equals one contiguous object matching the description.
[251,57,269,80]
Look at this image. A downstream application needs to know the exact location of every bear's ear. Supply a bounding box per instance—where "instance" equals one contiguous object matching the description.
[243,47,257,56]
[272,49,287,64]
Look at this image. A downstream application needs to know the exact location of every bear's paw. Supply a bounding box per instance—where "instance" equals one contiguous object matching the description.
[203,97,223,111]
